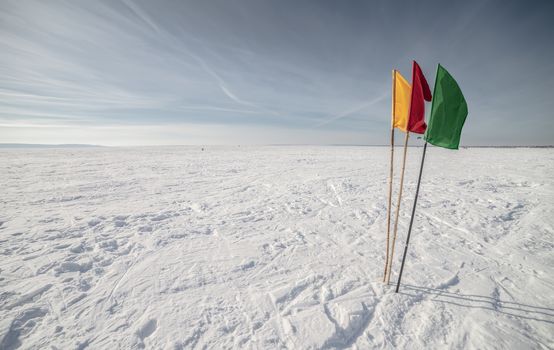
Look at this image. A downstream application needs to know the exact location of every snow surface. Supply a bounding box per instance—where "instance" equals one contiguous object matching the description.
[0,146,552,349]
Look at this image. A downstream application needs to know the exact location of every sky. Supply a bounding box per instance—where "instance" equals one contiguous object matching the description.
[0,0,553,146]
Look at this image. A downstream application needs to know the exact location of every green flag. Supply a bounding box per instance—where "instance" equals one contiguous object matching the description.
[424,64,468,149]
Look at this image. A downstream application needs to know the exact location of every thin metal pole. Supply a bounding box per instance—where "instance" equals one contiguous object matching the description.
[395,142,428,293]
[386,131,409,283]
[383,70,396,282]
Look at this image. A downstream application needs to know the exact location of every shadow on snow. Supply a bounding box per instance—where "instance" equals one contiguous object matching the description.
[399,284,554,324]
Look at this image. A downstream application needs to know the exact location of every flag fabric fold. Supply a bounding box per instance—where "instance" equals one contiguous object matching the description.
[425,64,468,149]
[392,70,411,132]
[407,61,432,134]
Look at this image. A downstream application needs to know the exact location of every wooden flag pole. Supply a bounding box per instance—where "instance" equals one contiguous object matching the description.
[386,130,409,283]
[395,142,428,293]
[383,70,396,282]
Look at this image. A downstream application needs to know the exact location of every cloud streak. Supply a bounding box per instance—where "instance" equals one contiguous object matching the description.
[186,51,279,116]
[313,92,389,128]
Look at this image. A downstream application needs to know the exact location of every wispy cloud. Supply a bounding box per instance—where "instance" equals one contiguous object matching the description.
[313,92,389,128]
[120,0,162,35]
[185,50,282,117]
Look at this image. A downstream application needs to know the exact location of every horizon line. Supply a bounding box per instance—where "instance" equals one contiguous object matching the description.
[1,143,553,149]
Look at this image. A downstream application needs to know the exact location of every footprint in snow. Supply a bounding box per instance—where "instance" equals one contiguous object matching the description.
[88,217,105,227]
[114,221,127,227]
[1,307,48,350]
[235,260,256,272]
[138,225,153,233]
[133,319,158,348]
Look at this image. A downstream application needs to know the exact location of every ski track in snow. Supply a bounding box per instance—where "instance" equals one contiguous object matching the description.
[0,146,553,349]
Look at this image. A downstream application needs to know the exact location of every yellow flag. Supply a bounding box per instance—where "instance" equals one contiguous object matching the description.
[393,70,411,132]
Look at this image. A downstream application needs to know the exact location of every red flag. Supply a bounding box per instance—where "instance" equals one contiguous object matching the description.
[407,61,432,134]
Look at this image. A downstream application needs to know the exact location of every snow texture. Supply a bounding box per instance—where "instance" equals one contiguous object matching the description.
[0,146,552,349]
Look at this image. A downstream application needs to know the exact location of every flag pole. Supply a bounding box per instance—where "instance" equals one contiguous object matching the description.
[383,69,396,282]
[395,141,427,293]
[386,130,409,283]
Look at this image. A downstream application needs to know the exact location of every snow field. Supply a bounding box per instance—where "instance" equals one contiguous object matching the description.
[0,146,552,349]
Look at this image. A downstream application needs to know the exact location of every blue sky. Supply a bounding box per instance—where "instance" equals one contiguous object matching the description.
[0,0,553,145]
